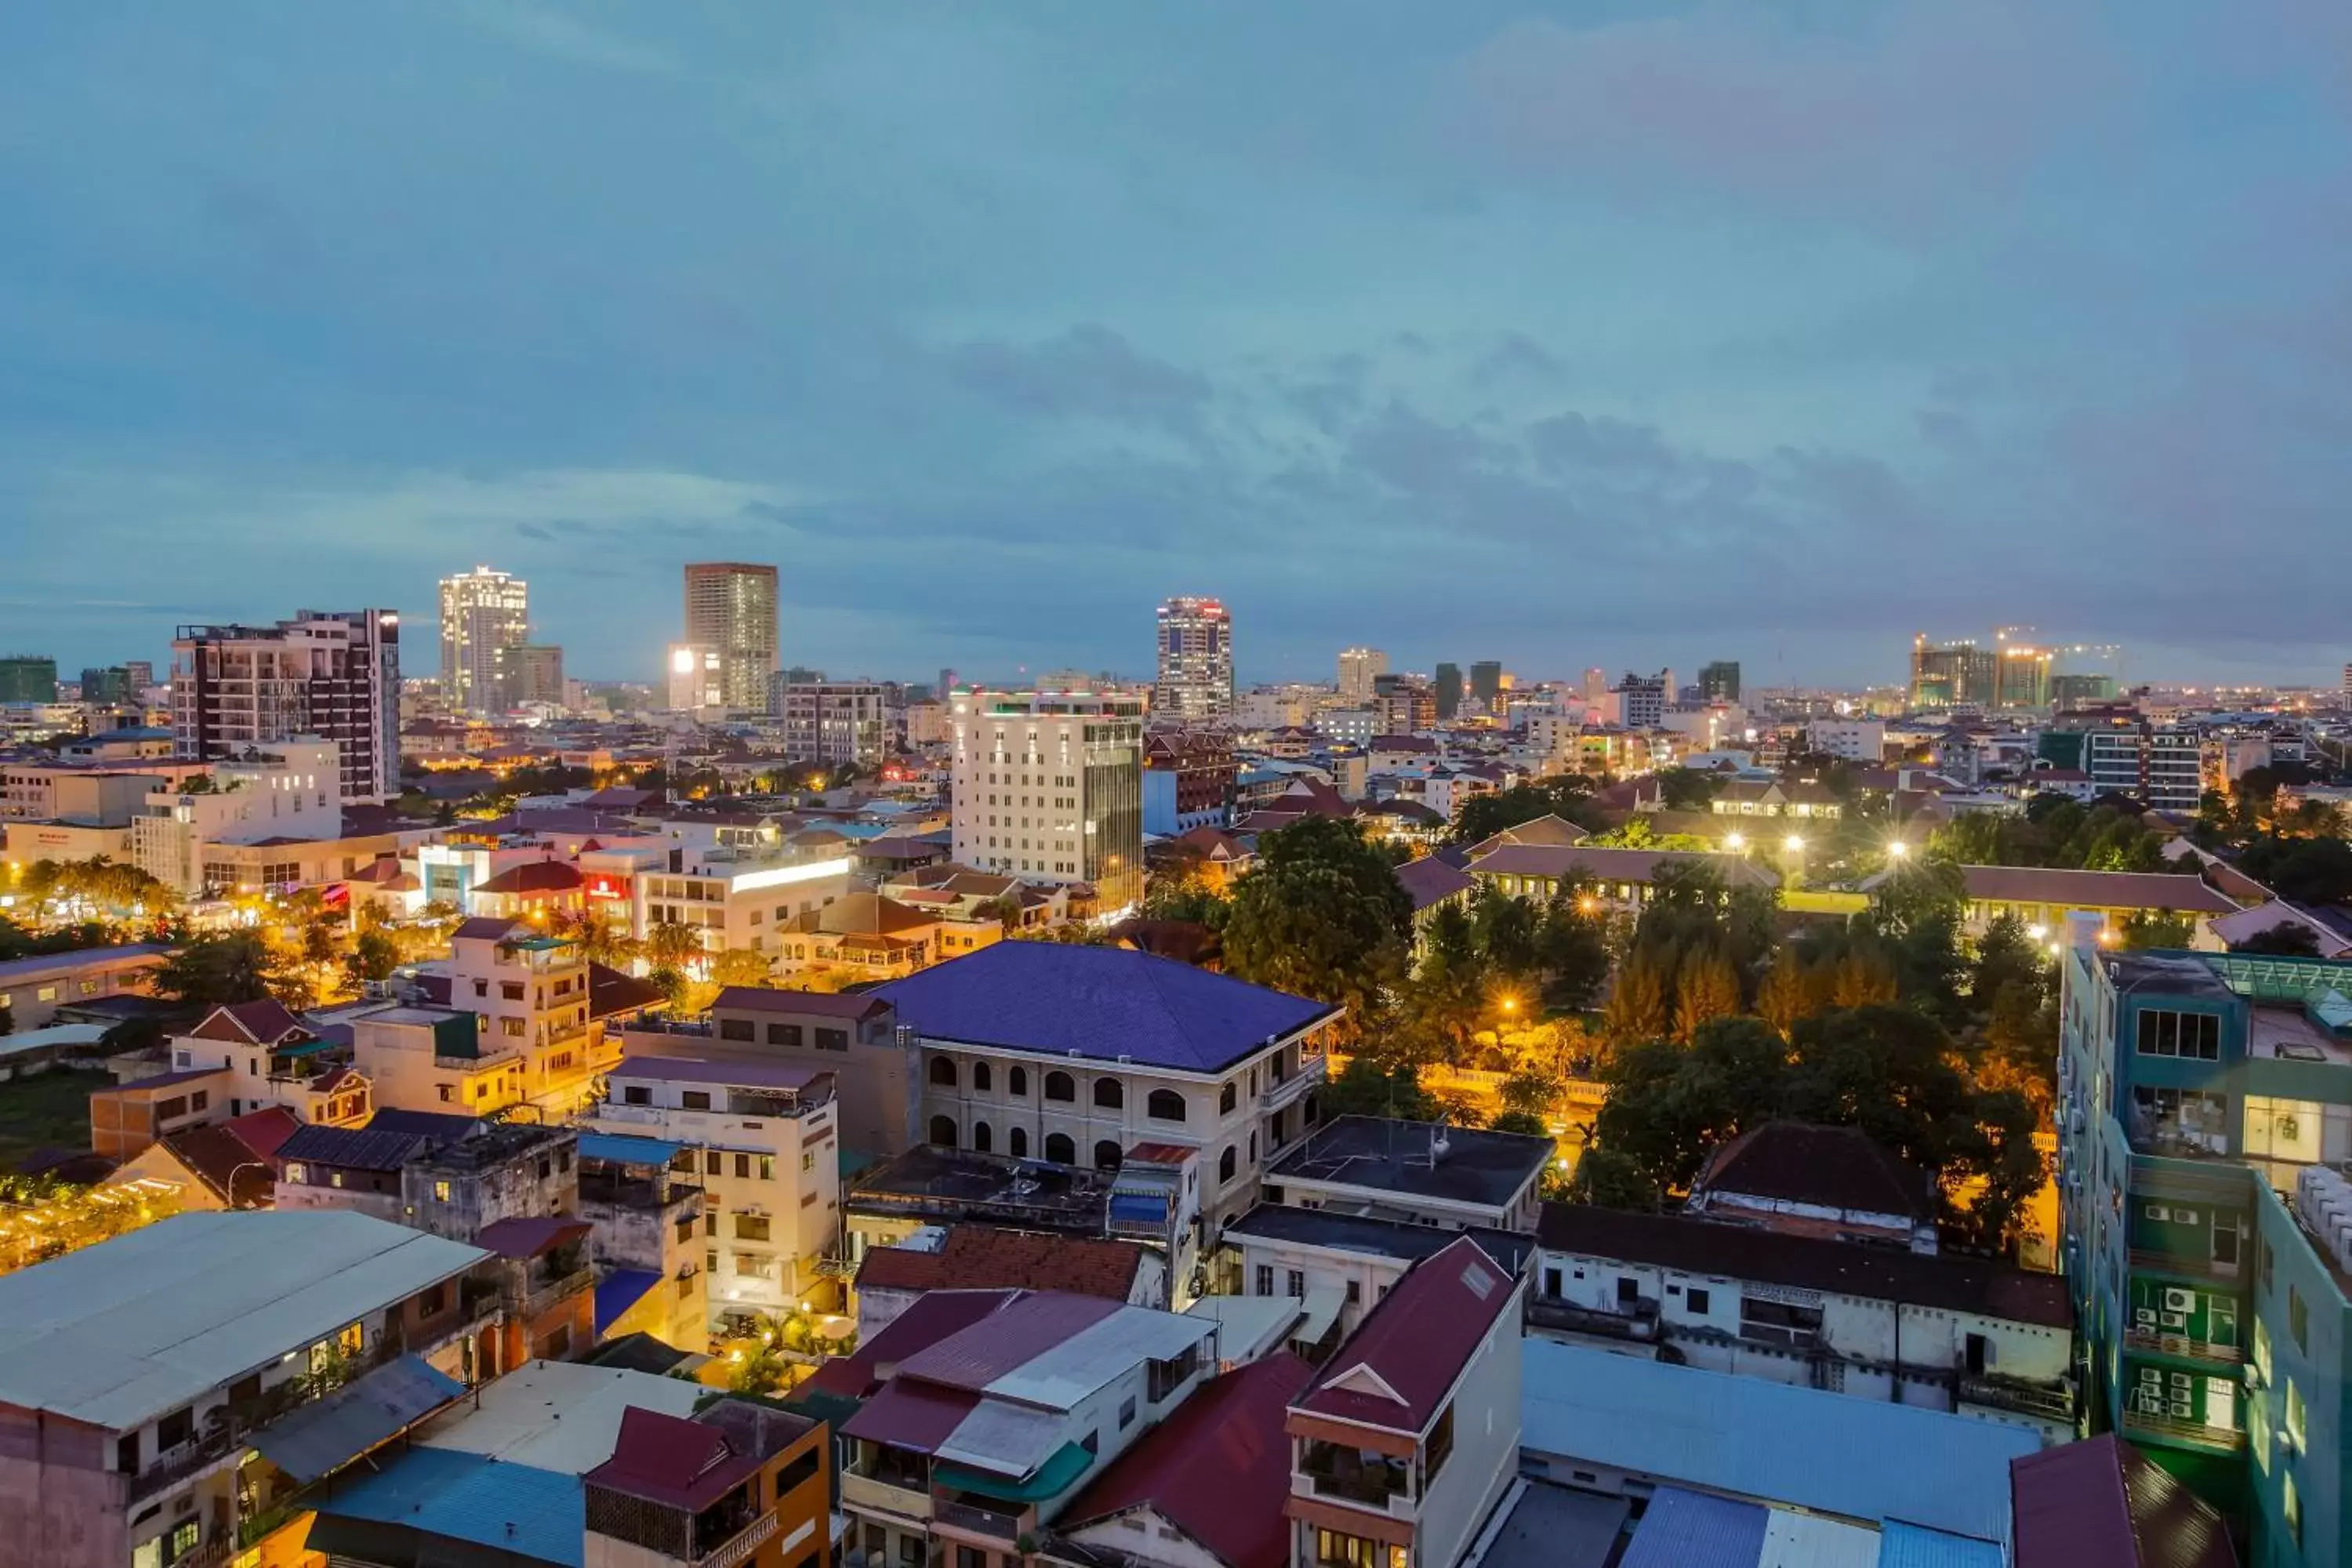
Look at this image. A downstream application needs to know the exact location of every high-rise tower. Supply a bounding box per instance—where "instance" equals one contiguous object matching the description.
[1153,597,1235,721]
[682,563,780,715]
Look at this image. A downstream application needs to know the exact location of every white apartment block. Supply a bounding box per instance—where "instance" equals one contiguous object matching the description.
[633,849,855,962]
[775,679,895,769]
[585,1054,842,1328]
[132,738,343,897]
[950,686,1145,910]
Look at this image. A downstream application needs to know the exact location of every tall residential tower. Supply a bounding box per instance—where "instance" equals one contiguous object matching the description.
[170,609,401,803]
[950,684,1145,910]
[437,565,528,713]
[682,562,779,715]
[1337,647,1386,706]
[1152,595,1235,721]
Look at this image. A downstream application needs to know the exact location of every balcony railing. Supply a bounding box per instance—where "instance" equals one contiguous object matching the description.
[2128,1248,2240,1282]
[2124,1329,2245,1366]
[1301,1463,1411,1513]
[128,1428,238,1504]
[691,1509,780,1568]
[2122,1410,2246,1452]
[935,1498,1026,1542]
[517,1266,595,1321]
[1262,1054,1327,1110]
[841,1470,935,1522]
[1526,1297,1658,1341]
[1956,1375,2078,1424]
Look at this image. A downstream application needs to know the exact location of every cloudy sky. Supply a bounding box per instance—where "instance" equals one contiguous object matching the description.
[5,2,2350,689]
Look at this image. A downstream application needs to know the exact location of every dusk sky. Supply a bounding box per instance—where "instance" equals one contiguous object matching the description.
[5,2,2350,689]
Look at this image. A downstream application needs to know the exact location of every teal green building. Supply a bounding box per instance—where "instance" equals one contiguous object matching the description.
[2060,937,2352,1566]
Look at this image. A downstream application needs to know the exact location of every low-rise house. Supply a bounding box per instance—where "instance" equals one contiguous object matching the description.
[576,1132,710,1352]
[0,942,168,1032]
[0,1210,498,1568]
[1220,1203,1537,1344]
[1283,1235,1524,1568]
[402,1121,580,1240]
[87,1065,234,1162]
[352,1001,529,1116]
[1685,1121,1940,1251]
[274,1122,438,1222]
[775,890,1001,985]
[855,1224,1163,1335]
[1394,856,1475,935]
[1531,1203,2077,1439]
[164,997,372,1124]
[1907,864,2241,945]
[1708,779,1846,819]
[1265,1116,1551,1233]
[100,1105,299,1210]
[584,1401,833,1568]
[1465,844,1779,911]
[835,1290,1220,1565]
[475,1214,599,1365]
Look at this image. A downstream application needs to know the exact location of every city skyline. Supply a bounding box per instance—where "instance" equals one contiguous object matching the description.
[8,6,2352,686]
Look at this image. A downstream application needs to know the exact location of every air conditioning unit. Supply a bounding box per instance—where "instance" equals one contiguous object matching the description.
[2161,1312,2187,1330]
[2169,1372,2193,1388]
[2135,1308,2158,1327]
[2164,1287,2194,1312]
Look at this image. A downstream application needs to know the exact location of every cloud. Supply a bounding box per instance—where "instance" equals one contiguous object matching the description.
[938,325,1211,431]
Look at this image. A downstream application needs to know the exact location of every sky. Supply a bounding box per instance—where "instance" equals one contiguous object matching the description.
[5,2,2351,691]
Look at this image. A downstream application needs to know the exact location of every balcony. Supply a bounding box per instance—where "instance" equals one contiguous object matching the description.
[517,1266,595,1322]
[934,1498,1026,1543]
[127,1428,239,1504]
[1299,1447,1412,1517]
[1956,1375,2078,1425]
[691,1510,779,1568]
[2123,1329,2245,1366]
[2128,1248,2240,1283]
[2121,1410,2246,1453]
[842,1470,934,1523]
[1526,1296,1658,1343]
[1262,1054,1327,1112]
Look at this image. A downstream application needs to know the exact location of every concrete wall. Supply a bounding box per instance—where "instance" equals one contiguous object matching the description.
[1416,1294,1524,1568]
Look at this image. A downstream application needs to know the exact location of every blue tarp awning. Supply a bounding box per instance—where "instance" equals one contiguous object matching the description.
[595,1269,663,1337]
[251,1355,465,1484]
[577,1132,688,1167]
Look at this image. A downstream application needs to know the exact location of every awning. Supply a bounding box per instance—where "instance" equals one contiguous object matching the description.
[932,1439,1094,1503]
[1290,1286,1347,1349]
[578,1131,688,1167]
[595,1269,663,1338]
[251,1355,466,1484]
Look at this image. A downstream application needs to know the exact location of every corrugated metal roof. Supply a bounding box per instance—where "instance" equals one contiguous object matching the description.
[593,1269,662,1337]
[894,1291,1123,1393]
[311,1446,585,1567]
[577,1131,687,1166]
[1877,1521,2008,1568]
[416,1359,702,1475]
[0,1211,486,1431]
[933,1399,1067,1478]
[1522,1340,2037,1544]
[1757,1511,1878,1568]
[1619,1487,1768,1568]
[251,1354,464,1483]
[839,1378,982,1453]
[982,1303,1218,1410]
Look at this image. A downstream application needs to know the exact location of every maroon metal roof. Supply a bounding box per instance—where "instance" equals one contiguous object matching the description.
[837,1378,981,1454]
[891,1292,1123,1392]
[1294,1235,1515,1433]
[473,1216,592,1260]
[185,998,310,1045]
[711,986,891,1020]
[2011,1433,2237,1568]
[474,858,585,895]
[1061,1352,1312,1568]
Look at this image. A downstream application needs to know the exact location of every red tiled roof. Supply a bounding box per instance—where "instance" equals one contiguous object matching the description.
[1062,1353,1314,1568]
[855,1226,1148,1301]
[157,1121,283,1205]
[221,1106,301,1159]
[2011,1433,2237,1568]
[1393,856,1475,912]
[309,1065,365,1095]
[1294,1236,1515,1433]
[1956,865,2237,916]
[474,858,585,895]
[185,998,310,1046]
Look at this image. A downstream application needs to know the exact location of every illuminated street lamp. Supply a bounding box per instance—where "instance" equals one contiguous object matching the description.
[1886,840,1908,859]
[1724,833,1745,851]
[1783,834,1806,854]
[2027,924,2047,941]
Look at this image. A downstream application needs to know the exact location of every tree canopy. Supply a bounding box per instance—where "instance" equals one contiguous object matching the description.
[1221,818,1411,1031]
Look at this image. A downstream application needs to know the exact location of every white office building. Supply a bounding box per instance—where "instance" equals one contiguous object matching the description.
[950,685,1145,910]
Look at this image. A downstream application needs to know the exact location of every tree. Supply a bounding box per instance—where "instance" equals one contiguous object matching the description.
[1221,818,1411,1030]
[154,932,289,1006]
[1600,946,1670,1044]
[554,910,639,969]
[1671,946,1740,1043]
[1490,1109,1548,1137]
[345,929,401,987]
[2234,923,2323,957]
[706,947,775,989]
[1755,948,1820,1037]
[1448,779,1603,848]
[2240,836,2352,906]
[1971,913,2045,1009]
[1568,1146,1660,1211]
[643,921,706,971]
[2119,910,2196,950]
[1317,1054,1441,1121]
[1655,768,1723,811]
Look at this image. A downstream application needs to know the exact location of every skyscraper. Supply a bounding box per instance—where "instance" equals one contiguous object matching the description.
[1469,660,1503,717]
[503,644,565,707]
[1700,661,1741,702]
[683,562,780,715]
[1153,596,1235,720]
[1909,635,1998,709]
[951,684,1145,909]
[0,656,56,704]
[1434,662,1463,720]
[437,565,528,713]
[171,609,401,803]
[1338,647,1387,706]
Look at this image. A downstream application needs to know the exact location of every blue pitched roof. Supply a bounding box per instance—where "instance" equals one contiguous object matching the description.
[1876,1523,2005,1568]
[593,1269,663,1337]
[1619,1487,1767,1568]
[873,942,1336,1074]
[314,1446,584,1566]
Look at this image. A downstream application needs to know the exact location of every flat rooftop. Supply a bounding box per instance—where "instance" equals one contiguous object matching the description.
[851,1145,1111,1222]
[1269,1116,1552,1212]
[1223,1202,1537,1276]
[0,1210,486,1432]
[1468,1479,1628,1568]
[2103,950,2237,1003]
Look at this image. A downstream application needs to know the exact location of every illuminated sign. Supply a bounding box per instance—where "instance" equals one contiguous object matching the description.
[725,858,855,895]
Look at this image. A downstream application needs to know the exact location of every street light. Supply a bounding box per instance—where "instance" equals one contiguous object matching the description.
[1784,835,1806,853]
[1886,840,1908,859]
[2027,924,2046,941]
[1724,833,1745,851]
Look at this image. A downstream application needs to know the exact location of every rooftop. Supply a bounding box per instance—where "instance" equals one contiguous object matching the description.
[0,943,169,983]
[1270,1116,1552,1213]
[0,1210,486,1431]
[710,985,891,1020]
[1535,1203,2072,1327]
[1224,1202,1537,1277]
[1954,864,2238,916]
[1468,843,1780,889]
[586,1399,815,1513]
[2009,1432,2237,1568]
[1690,1122,1933,1223]
[874,941,1338,1074]
[849,1145,1113,1226]
[1521,1338,2036,1544]
[1393,855,1476,912]
[1295,1235,1517,1433]
[609,1053,830,1092]
[855,1225,1150,1302]
[1469,1481,1630,1568]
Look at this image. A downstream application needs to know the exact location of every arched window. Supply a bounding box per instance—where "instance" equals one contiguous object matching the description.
[1147,1090,1186,1123]
[1219,1082,1238,1115]
[928,1058,958,1087]
[973,1062,993,1094]
[1093,1077,1124,1110]
[1094,1139,1123,1171]
[1009,1065,1028,1097]
[972,1121,993,1154]
[1044,1132,1076,1165]
[1009,1127,1029,1158]
[928,1115,957,1149]
[1218,1145,1237,1185]
[1044,1071,1076,1103]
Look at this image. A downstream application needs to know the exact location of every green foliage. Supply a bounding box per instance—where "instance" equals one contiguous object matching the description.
[1448,779,1603,848]
[1932,800,2169,873]
[2119,910,2197,950]
[154,931,292,1006]
[346,929,401,986]
[1568,1145,1660,1211]
[1222,818,1410,1029]
[2234,923,2322,957]
[642,921,705,971]
[707,947,775,989]
[17,856,179,923]
[1655,768,1724,811]
[2238,835,2352,906]
[1318,1055,1443,1122]
[1593,816,1716,851]
[1490,1109,1548,1137]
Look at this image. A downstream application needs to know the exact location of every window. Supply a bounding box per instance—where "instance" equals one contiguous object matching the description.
[816,1028,848,1051]
[1044,1132,1076,1163]
[973,1122,993,1153]
[1009,1065,1028,1097]
[1686,1287,1711,1315]
[1287,1269,1305,1298]
[720,1019,753,1041]
[974,1062,993,1093]
[682,1091,713,1111]
[2287,1377,2307,1449]
[735,1152,752,1180]
[1256,1265,1274,1296]
[767,1023,803,1047]
[2136,1008,2221,1060]
[2285,1472,2303,1547]
[155,1404,194,1452]
[2290,1287,2309,1352]
[1220,1081,1238,1115]
[168,1519,201,1563]
[1219,1145,1237,1184]
[432,1180,452,1203]
[190,1091,207,1112]
[1616,1276,1639,1305]
[501,982,525,1002]
[1147,1089,1186,1122]
[500,1016,524,1037]
[1009,1127,1029,1158]
[116,1431,138,1474]
[1740,1297,1825,1345]
[622,1085,651,1105]
[2252,1316,2274,1385]
[706,1150,723,1176]
[284,1162,307,1184]
[1120,1395,1138,1428]
[419,1282,447,1316]
[1094,1077,1124,1109]
[329,1171,344,1188]
[929,1058,959,1087]
[2131,1085,2229,1155]
[736,1214,771,1242]
[1045,1071,1076,1103]
[931,1115,959,1148]
[1094,1138,1123,1170]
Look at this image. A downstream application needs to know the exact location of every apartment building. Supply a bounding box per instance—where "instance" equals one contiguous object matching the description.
[875,942,1341,1240]
[2086,724,2205,812]
[1154,596,1236,722]
[170,610,400,803]
[775,677,895,768]
[437,565,529,713]
[701,989,909,1157]
[353,1003,528,1116]
[160,997,370,1123]
[950,685,1145,909]
[683,562,780,715]
[633,847,856,964]
[1530,1203,2078,1440]
[1283,1236,1523,1568]
[129,738,341,896]
[445,916,608,1112]
[584,1054,841,1329]
[0,1210,495,1568]
[1264,1116,1551,1233]
[1218,1205,1537,1344]
[829,1289,1219,1566]
[576,1133,710,1352]
[584,1401,832,1568]
[2058,934,2352,1566]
